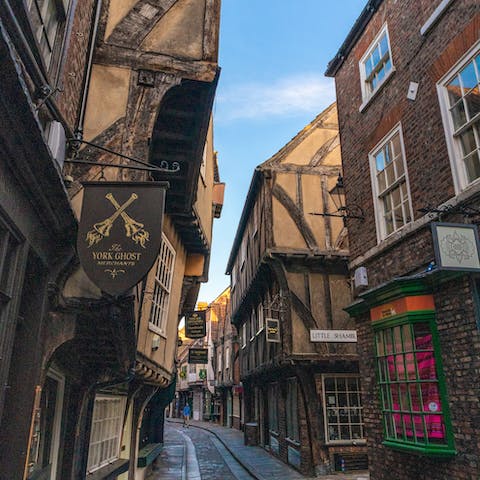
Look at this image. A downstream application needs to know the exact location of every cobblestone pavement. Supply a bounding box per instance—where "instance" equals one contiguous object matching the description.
[149,422,255,480]
[150,420,369,480]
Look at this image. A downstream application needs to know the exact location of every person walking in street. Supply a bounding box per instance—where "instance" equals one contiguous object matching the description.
[182,403,191,428]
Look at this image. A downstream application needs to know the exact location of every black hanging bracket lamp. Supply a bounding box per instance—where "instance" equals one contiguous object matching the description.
[310,173,364,226]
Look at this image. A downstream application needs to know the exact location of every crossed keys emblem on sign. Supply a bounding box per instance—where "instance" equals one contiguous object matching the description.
[85,193,150,248]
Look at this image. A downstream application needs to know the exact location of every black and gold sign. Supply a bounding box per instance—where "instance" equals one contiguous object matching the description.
[188,348,208,364]
[185,310,206,339]
[266,318,281,343]
[77,181,168,296]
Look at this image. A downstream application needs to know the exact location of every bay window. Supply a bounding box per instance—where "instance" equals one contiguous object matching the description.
[374,315,455,455]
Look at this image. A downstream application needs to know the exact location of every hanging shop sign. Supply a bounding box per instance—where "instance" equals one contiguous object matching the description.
[431,222,480,272]
[188,348,208,364]
[310,329,357,343]
[185,310,207,339]
[77,181,168,296]
[266,318,280,343]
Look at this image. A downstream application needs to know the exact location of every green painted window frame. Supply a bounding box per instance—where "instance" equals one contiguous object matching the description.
[373,311,456,456]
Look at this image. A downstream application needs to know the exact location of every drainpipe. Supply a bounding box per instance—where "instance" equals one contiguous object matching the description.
[75,0,102,140]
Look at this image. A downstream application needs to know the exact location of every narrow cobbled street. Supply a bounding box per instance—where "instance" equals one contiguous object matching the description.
[148,420,369,480]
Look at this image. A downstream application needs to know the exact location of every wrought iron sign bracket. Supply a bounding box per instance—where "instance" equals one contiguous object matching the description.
[418,204,480,222]
[65,138,180,174]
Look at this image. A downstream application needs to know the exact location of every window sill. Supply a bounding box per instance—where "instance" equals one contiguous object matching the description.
[383,440,456,457]
[326,439,367,446]
[87,459,129,480]
[148,323,167,338]
[359,67,396,113]
[286,437,300,447]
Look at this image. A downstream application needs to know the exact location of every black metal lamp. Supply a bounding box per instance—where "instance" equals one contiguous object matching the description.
[310,173,364,225]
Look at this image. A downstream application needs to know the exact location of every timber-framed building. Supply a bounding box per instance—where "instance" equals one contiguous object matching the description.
[226,104,368,476]
[0,1,222,479]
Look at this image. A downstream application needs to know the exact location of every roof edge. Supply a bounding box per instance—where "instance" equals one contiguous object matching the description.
[225,169,262,274]
[325,0,384,77]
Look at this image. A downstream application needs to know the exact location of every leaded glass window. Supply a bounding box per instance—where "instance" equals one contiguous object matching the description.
[323,376,365,443]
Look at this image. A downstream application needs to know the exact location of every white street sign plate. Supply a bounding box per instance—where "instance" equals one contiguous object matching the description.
[310,329,357,343]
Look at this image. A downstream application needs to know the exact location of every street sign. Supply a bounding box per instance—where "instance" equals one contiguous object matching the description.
[185,310,206,338]
[188,348,208,364]
[310,330,357,343]
[77,181,168,296]
[266,318,280,343]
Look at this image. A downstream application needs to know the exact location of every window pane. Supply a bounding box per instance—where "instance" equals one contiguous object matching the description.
[465,151,480,183]
[465,88,480,119]
[376,151,385,172]
[365,57,373,77]
[460,61,478,91]
[384,57,392,74]
[378,66,385,82]
[379,34,388,57]
[377,171,386,192]
[451,101,467,130]
[385,162,395,186]
[372,46,381,68]
[447,76,462,106]
[459,127,477,156]
[0,236,18,295]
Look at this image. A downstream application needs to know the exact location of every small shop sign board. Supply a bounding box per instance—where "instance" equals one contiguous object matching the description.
[431,222,480,272]
[185,310,206,339]
[310,329,357,343]
[266,318,280,343]
[188,348,208,364]
[77,181,168,296]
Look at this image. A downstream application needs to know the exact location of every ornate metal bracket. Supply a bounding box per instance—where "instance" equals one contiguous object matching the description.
[65,138,180,174]
[418,204,480,220]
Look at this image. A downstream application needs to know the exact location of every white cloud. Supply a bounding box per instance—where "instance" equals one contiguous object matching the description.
[216,74,335,122]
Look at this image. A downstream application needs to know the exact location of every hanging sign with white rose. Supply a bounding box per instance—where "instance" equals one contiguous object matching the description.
[77,181,168,296]
[431,222,480,272]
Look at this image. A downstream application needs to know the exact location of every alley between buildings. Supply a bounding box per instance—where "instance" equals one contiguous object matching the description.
[149,420,370,480]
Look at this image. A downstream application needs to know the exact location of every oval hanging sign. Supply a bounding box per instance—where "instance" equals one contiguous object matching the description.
[77,181,168,296]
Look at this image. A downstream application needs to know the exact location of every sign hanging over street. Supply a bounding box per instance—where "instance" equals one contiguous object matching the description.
[310,330,357,343]
[188,348,208,364]
[431,222,480,272]
[266,318,280,343]
[185,310,206,338]
[77,181,168,296]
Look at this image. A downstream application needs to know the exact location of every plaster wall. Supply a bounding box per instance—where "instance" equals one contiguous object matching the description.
[104,0,139,40]
[283,128,337,166]
[83,65,130,141]
[141,0,206,59]
[272,197,306,249]
[137,215,187,375]
[193,118,215,248]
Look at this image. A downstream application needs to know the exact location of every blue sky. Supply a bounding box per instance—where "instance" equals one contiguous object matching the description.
[199,0,367,303]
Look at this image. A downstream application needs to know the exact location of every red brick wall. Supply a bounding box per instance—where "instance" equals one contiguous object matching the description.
[335,0,479,262]
[334,1,480,479]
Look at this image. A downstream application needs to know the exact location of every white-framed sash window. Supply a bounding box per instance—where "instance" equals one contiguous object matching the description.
[87,395,126,473]
[438,41,480,192]
[359,24,394,104]
[369,124,413,241]
[149,234,175,336]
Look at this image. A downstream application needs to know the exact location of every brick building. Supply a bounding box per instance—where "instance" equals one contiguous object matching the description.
[226,105,367,476]
[326,0,480,478]
[0,1,221,479]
